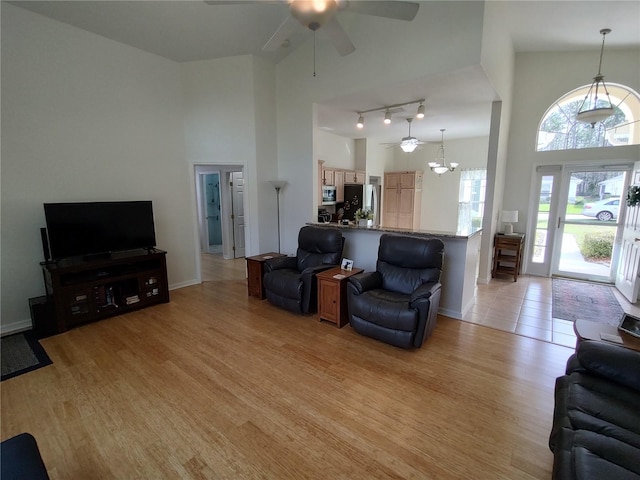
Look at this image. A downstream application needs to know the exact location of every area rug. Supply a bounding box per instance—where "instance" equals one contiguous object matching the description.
[552,278,625,326]
[1,333,52,381]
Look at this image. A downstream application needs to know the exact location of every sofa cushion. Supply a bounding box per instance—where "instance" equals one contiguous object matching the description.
[263,269,302,299]
[566,373,640,448]
[348,289,417,332]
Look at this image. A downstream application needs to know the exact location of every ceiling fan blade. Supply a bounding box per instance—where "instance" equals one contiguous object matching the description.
[203,1,280,5]
[262,14,300,51]
[342,1,419,21]
[322,17,355,56]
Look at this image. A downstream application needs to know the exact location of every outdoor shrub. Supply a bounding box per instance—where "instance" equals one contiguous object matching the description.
[580,232,614,260]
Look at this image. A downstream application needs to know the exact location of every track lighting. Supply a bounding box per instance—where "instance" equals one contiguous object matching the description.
[353,98,426,129]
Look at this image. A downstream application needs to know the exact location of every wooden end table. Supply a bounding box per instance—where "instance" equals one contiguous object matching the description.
[246,252,286,299]
[316,266,364,328]
[574,318,640,352]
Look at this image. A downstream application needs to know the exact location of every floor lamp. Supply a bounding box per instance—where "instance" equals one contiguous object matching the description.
[269,180,288,253]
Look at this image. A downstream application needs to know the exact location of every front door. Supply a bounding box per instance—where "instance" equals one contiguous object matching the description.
[615,163,640,302]
[552,168,628,283]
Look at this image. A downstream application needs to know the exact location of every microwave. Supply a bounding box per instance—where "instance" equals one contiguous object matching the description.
[322,185,337,205]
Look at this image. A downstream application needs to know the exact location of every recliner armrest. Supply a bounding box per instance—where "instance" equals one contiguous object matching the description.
[300,264,338,278]
[264,256,297,272]
[410,282,441,306]
[574,340,640,392]
[348,271,382,295]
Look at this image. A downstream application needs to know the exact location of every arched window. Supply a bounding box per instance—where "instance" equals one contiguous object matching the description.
[536,83,640,151]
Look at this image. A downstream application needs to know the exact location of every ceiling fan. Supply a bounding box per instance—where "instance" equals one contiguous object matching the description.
[205,1,420,56]
[383,118,424,153]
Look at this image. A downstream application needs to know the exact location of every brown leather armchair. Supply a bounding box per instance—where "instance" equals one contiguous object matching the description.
[347,234,444,348]
[263,226,344,314]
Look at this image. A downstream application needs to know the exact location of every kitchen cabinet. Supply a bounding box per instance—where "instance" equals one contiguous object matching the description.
[382,171,423,230]
[322,169,334,186]
[334,171,345,202]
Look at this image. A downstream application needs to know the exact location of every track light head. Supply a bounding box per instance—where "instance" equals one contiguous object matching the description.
[356,115,364,129]
[384,110,391,125]
[416,103,425,119]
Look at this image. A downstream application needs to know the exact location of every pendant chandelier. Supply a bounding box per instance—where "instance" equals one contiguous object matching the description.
[576,28,615,128]
[428,129,458,175]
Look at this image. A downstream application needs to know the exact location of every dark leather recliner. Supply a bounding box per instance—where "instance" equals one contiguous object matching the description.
[346,234,444,348]
[549,340,640,479]
[263,226,344,314]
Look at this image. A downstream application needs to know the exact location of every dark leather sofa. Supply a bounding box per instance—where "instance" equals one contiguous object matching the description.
[346,234,443,348]
[1,433,50,480]
[549,340,640,479]
[263,226,343,314]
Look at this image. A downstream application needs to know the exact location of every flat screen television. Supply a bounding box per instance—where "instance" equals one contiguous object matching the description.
[44,201,156,261]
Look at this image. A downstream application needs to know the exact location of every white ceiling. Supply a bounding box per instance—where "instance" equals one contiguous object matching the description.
[9,0,640,144]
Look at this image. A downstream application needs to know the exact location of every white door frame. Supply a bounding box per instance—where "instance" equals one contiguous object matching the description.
[193,164,247,271]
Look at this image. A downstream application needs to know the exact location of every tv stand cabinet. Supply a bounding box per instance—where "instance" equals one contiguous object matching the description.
[41,249,169,334]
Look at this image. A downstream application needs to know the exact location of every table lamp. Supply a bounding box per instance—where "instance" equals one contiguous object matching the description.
[502,210,518,235]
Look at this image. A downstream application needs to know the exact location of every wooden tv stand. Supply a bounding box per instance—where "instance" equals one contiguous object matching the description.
[41,249,169,334]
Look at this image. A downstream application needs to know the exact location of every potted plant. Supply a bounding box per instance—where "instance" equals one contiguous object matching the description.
[354,208,374,227]
[627,185,640,207]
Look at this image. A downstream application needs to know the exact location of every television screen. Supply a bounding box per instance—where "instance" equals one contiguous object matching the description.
[44,201,156,260]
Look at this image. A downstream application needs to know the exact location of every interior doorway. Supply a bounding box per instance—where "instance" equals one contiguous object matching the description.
[195,165,246,261]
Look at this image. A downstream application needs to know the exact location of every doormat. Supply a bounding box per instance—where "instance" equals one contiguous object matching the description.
[1,333,52,381]
[552,278,625,325]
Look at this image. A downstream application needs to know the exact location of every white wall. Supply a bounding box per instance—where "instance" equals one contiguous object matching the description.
[180,55,278,256]
[314,130,355,170]
[0,4,195,331]
[275,1,485,254]
[505,49,640,238]
[389,137,490,233]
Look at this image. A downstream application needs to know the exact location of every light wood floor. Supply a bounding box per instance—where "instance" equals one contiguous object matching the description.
[1,255,574,479]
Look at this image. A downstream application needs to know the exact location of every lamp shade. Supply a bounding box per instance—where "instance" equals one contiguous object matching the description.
[269,180,288,190]
[502,210,518,223]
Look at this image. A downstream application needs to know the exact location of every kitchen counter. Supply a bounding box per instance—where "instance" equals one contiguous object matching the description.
[307,222,482,319]
[308,222,482,239]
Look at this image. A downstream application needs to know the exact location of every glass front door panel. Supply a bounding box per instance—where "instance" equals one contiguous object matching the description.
[532,175,554,264]
[554,170,627,282]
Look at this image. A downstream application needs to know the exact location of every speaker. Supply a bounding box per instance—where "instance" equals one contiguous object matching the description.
[40,227,51,261]
[29,296,57,339]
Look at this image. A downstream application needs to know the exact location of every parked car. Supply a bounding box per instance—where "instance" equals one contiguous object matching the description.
[581,197,620,221]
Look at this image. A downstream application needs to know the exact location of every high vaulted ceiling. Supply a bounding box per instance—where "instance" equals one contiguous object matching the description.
[8,1,640,144]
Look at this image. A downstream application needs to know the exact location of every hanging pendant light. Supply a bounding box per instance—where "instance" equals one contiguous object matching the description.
[428,129,458,175]
[576,28,615,128]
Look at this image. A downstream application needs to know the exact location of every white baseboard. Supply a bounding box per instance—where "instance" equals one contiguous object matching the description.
[1,318,33,337]
[438,307,462,320]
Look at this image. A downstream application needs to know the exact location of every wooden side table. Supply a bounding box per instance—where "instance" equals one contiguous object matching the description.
[492,233,525,282]
[574,319,640,352]
[246,252,285,299]
[316,266,364,328]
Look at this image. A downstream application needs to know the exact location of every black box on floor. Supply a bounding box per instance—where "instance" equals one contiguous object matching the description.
[28,296,57,339]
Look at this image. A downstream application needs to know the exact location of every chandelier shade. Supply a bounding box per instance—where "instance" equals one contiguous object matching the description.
[428,129,458,175]
[576,28,615,128]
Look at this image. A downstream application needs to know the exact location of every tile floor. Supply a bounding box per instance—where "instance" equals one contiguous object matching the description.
[463,275,640,348]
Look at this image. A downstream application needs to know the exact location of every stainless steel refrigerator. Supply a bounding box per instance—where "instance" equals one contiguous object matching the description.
[342,184,379,223]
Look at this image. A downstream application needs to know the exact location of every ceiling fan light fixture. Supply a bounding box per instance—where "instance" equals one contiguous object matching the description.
[289,0,338,30]
[576,28,615,128]
[416,103,425,119]
[400,138,419,153]
[356,115,364,129]
[384,110,392,125]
